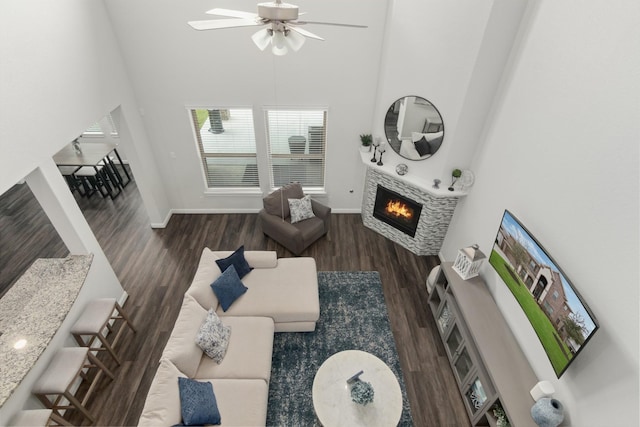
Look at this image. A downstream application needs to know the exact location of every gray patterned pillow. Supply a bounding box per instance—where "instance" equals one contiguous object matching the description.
[288,195,316,224]
[195,309,231,363]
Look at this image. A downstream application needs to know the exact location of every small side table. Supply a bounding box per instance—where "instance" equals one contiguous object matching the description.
[312,350,402,427]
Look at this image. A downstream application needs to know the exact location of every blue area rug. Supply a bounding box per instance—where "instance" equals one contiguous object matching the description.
[266,271,413,426]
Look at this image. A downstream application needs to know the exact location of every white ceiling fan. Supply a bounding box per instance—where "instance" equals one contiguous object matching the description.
[188,1,367,56]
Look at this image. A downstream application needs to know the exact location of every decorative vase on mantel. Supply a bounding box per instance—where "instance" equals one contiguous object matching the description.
[531,397,564,427]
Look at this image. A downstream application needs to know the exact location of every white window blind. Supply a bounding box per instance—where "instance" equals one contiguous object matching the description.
[82,113,118,137]
[82,122,103,136]
[265,109,327,190]
[190,108,259,188]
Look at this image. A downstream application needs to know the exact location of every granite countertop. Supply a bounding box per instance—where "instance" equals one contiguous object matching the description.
[0,254,93,406]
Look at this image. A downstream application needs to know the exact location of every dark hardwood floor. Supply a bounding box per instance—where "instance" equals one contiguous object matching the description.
[0,179,470,426]
[0,184,69,298]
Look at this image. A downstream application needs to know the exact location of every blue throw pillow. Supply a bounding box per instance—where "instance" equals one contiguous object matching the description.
[177,377,221,426]
[210,265,248,311]
[215,246,253,279]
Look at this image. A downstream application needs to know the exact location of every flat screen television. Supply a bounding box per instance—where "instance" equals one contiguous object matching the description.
[490,210,599,378]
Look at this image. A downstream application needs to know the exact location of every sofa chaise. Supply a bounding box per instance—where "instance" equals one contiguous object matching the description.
[138,248,320,426]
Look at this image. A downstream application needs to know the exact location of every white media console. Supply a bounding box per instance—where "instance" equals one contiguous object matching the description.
[428,262,539,426]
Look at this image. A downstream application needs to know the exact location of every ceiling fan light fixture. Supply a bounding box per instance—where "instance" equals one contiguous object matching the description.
[189,1,368,56]
[272,44,288,56]
[251,28,272,51]
[257,1,299,21]
[284,28,305,51]
[271,30,288,55]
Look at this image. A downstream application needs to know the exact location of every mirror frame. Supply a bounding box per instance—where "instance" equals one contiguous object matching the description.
[384,96,444,161]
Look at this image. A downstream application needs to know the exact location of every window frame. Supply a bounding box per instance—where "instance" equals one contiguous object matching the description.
[81,114,119,138]
[188,107,261,193]
[263,107,328,193]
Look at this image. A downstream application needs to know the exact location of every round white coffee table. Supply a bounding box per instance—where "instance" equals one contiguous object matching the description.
[312,350,402,427]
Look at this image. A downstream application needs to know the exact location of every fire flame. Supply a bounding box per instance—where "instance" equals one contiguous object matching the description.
[385,200,413,219]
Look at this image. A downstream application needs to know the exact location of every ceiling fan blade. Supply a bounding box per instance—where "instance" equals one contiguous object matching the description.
[188,18,262,31]
[289,26,324,41]
[294,20,367,28]
[205,8,258,20]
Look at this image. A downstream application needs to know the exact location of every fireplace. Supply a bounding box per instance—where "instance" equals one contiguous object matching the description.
[373,185,423,237]
[362,168,462,255]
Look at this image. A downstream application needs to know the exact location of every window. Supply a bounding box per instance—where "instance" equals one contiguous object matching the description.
[265,109,327,190]
[81,113,119,138]
[83,122,103,136]
[190,108,259,189]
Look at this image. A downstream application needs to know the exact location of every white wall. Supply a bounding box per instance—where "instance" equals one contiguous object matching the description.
[104,0,388,212]
[2,0,637,423]
[103,0,528,213]
[0,0,170,224]
[0,2,163,420]
[0,3,171,419]
[0,164,128,425]
[372,0,528,187]
[441,0,640,425]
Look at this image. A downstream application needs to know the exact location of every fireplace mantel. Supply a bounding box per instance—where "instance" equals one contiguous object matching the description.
[361,160,465,256]
[358,151,467,198]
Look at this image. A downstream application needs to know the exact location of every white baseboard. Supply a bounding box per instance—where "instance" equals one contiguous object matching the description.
[330,209,362,214]
[170,208,261,214]
[150,210,174,228]
[150,209,362,228]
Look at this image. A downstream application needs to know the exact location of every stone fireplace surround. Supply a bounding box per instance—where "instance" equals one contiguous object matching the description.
[361,166,464,256]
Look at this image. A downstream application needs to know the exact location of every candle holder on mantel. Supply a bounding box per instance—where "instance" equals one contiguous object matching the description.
[370,141,380,163]
[377,148,386,166]
[376,141,387,166]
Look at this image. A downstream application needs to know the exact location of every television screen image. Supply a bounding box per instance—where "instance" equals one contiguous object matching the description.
[490,210,599,378]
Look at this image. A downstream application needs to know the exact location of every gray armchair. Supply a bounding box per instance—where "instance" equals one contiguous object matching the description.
[258,183,331,255]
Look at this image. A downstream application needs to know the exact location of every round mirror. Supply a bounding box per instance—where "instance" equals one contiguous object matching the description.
[384,96,444,161]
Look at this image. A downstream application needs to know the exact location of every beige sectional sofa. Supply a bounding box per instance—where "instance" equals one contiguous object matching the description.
[186,249,320,332]
[138,248,320,426]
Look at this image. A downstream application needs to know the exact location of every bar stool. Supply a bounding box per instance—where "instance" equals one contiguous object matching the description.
[71,298,136,366]
[71,166,105,198]
[98,155,130,189]
[74,166,121,199]
[11,409,71,426]
[32,347,114,425]
[57,166,83,196]
[111,148,132,187]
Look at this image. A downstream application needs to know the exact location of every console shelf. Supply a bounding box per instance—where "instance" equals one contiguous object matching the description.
[428,262,539,426]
